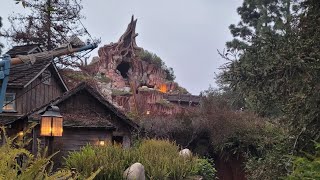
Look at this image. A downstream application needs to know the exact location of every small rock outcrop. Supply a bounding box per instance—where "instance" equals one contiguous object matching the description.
[123,162,146,180]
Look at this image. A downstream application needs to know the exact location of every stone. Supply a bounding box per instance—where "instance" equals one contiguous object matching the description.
[179,148,192,158]
[123,162,145,180]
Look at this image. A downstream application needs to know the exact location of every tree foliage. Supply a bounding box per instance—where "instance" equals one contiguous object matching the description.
[219,0,320,149]
[2,0,85,50]
[286,142,320,180]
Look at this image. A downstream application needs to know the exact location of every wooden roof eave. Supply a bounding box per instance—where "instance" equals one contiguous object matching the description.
[16,82,139,130]
[50,62,69,92]
[23,62,51,88]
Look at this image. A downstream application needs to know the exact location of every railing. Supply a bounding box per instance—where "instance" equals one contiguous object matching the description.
[163,94,201,104]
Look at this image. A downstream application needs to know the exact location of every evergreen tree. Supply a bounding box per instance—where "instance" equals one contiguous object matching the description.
[220,0,320,149]
[219,0,296,116]
[226,0,293,52]
[2,0,85,50]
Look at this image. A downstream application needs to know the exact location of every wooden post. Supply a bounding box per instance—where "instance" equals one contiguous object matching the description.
[45,136,54,155]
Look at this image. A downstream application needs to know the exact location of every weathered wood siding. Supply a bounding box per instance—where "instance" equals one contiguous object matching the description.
[32,89,132,158]
[56,90,132,148]
[58,90,132,134]
[34,128,113,156]
[6,66,66,115]
[34,127,130,157]
[55,128,112,152]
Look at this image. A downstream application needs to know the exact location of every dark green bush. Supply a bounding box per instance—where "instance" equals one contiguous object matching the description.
[285,142,320,180]
[192,158,217,180]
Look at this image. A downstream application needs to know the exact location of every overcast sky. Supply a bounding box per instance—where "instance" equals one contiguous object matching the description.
[0,0,242,95]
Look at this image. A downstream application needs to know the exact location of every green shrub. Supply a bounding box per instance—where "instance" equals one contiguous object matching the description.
[65,139,200,180]
[285,142,320,180]
[137,139,196,179]
[0,126,73,180]
[65,145,133,179]
[192,158,217,180]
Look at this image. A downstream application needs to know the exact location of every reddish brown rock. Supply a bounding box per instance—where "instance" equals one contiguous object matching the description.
[65,16,198,117]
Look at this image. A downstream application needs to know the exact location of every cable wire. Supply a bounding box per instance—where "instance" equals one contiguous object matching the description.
[78,18,94,42]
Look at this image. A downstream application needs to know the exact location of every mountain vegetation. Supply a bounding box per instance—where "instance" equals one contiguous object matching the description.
[138,49,176,81]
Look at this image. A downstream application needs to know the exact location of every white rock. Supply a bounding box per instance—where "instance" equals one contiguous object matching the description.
[179,148,192,158]
[123,87,131,92]
[123,162,145,180]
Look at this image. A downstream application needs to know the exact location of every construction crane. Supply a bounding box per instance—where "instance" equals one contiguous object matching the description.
[0,38,98,113]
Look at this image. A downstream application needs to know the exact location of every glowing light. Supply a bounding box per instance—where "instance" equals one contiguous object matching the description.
[99,140,105,146]
[159,84,167,93]
[40,106,63,137]
[40,117,52,136]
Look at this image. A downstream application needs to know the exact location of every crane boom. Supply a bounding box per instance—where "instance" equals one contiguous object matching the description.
[11,43,97,65]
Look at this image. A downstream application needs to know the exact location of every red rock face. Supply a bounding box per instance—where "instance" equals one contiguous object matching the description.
[87,16,173,92]
[83,16,195,116]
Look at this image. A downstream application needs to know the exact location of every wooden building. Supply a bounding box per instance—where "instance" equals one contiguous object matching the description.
[0,45,68,136]
[0,45,138,155]
[18,82,138,155]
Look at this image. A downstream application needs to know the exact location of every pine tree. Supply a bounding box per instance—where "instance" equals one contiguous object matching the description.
[226,0,294,52]
[219,0,296,116]
[3,0,85,50]
[220,0,320,149]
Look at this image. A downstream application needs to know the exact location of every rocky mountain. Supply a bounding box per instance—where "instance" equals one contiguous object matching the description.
[62,16,200,117]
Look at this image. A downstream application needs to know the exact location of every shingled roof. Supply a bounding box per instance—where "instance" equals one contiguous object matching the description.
[8,58,51,87]
[19,82,138,129]
[5,45,68,90]
[6,44,42,58]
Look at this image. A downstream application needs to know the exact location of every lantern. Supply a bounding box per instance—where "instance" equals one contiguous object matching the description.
[40,106,63,137]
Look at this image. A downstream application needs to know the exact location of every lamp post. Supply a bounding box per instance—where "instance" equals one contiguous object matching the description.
[40,105,63,155]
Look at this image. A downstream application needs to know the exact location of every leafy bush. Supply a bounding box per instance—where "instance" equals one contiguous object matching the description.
[137,139,196,179]
[65,144,133,179]
[192,158,217,180]
[285,142,320,180]
[0,126,73,179]
[65,139,203,180]
[140,88,295,179]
